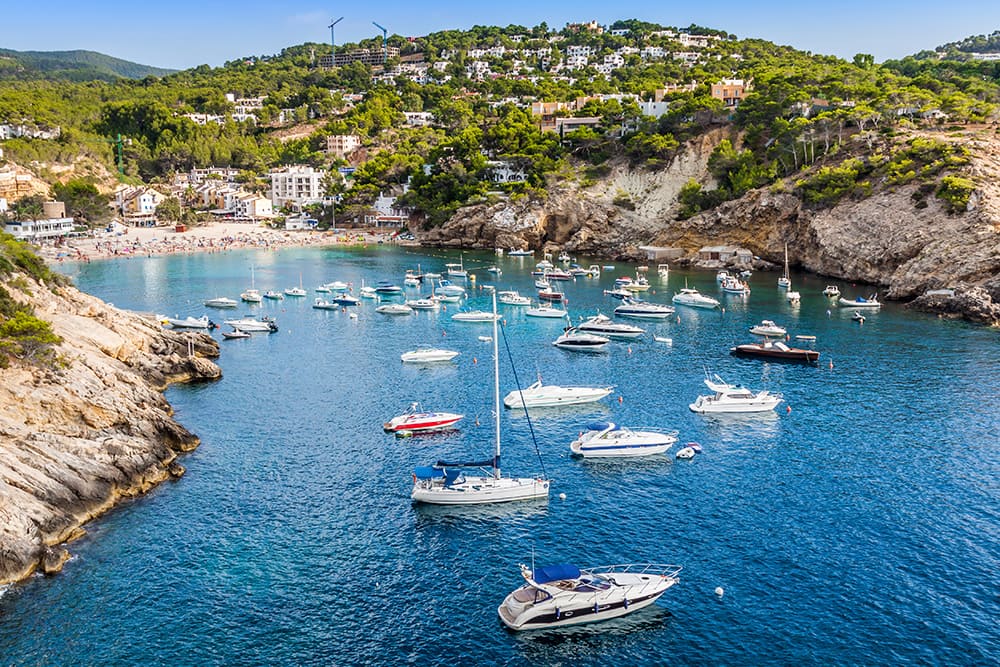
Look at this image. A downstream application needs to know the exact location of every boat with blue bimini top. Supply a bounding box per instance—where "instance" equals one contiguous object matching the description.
[569,421,677,458]
[498,562,682,631]
[839,294,881,308]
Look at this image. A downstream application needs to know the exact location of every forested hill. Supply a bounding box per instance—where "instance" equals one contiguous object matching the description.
[0,48,175,81]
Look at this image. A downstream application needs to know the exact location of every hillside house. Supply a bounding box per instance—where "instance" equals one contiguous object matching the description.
[711,78,753,108]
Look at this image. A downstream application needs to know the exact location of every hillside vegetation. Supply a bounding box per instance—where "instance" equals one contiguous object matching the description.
[0,48,175,82]
[1,20,998,227]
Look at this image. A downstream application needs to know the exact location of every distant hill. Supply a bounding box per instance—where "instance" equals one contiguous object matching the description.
[909,30,1000,60]
[0,48,175,81]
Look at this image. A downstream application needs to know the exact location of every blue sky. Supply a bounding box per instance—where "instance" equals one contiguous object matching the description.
[4,1,999,70]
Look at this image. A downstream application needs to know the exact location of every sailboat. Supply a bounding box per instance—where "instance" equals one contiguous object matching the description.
[778,243,791,289]
[411,293,551,505]
[241,267,262,303]
[285,273,306,297]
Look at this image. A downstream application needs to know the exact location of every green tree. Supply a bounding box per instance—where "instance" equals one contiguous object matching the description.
[155,196,183,221]
[52,179,111,224]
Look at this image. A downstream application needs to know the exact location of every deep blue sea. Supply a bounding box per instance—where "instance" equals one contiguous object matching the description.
[2,245,999,666]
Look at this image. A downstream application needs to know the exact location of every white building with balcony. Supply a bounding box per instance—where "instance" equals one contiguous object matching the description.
[269,166,326,209]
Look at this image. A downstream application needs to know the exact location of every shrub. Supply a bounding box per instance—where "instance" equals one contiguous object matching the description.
[936,176,975,213]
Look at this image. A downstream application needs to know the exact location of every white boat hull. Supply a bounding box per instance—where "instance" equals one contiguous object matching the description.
[689,397,781,413]
[411,476,549,505]
[503,386,613,409]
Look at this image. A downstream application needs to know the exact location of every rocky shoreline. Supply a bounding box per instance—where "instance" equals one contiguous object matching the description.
[0,272,221,586]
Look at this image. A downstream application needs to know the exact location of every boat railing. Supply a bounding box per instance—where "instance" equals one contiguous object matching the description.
[581,563,683,588]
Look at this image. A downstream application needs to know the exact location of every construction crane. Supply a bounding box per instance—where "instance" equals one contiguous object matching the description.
[328,17,344,66]
[372,21,388,64]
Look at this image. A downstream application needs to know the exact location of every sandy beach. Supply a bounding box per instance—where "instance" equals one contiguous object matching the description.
[38,223,392,262]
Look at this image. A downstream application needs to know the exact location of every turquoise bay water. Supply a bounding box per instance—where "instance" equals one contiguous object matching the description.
[1,246,999,665]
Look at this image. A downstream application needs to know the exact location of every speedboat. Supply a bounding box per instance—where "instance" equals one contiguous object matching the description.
[603,288,633,300]
[676,443,703,459]
[204,297,238,309]
[498,562,682,631]
[525,304,567,318]
[223,316,278,332]
[623,276,650,292]
[588,265,602,278]
[375,281,403,295]
[383,402,463,433]
[716,270,731,283]
[786,290,801,303]
[748,320,787,337]
[451,310,501,322]
[312,298,339,310]
[406,296,440,310]
[558,252,571,263]
[434,280,466,297]
[577,313,646,339]
[839,294,881,308]
[284,287,307,298]
[404,275,421,288]
[614,298,675,320]
[240,289,262,303]
[534,277,552,289]
[423,271,442,280]
[359,282,378,299]
[544,269,573,281]
[553,328,609,352]
[730,341,819,363]
[672,288,720,309]
[487,266,502,275]
[498,290,531,306]
[376,304,414,315]
[401,347,460,363]
[315,284,332,293]
[324,281,350,292]
[721,277,750,295]
[221,328,251,340]
[504,379,614,409]
[823,285,841,297]
[507,248,533,256]
[332,294,360,306]
[569,421,677,458]
[165,315,213,329]
[263,290,284,301]
[689,375,782,413]
[537,289,565,302]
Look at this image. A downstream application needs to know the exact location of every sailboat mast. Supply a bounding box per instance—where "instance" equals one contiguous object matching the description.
[492,291,501,479]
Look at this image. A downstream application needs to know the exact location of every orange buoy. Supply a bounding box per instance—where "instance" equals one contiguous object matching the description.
[786,405,792,414]
[829,359,834,369]
[627,346,632,354]
[618,395,623,404]
[473,357,478,364]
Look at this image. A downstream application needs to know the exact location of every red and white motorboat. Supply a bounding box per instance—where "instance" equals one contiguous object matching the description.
[383,402,463,433]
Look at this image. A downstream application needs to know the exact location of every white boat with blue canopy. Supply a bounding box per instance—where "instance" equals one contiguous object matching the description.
[569,422,677,458]
[498,562,682,631]
[434,280,466,297]
[839,294,881,308]
[411,293,550,506]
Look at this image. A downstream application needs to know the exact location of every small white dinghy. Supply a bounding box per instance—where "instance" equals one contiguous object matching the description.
[675,443,703,459]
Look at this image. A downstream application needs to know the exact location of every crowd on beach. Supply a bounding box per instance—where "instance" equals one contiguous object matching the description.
[35,224,391,263]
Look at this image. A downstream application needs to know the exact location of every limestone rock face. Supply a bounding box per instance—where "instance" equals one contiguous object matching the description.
[0,274,221,585]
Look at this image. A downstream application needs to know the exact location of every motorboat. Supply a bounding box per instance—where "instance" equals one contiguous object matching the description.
[558,252,571,263]
[614,276,635,288]
[543,269,573,281]
[383,402,463,434]
[537,289,565,302]
[623,276,650,292]
[375,281,403,295]
[749,320,787,337]
[313,298,339,310]
[839,294,881,308]
[375,304,413,315]
[487,266,502,275]
[553,328,610,352]
[411,293,550,506]
[401,346,460,363]
[603,288,633,300]
[525,304,567,318]
[657,263,670,276]
[823,285,841,297]
[569,421,678,458]
[315,284,332,293]
[332,294,360,306]
[423,271,442,280]
[588,265,602,278]
[165,315,214,329]
[730,341,819,363]
[325,281,350,292]
[435,293,462,303]
[689,375,782,413]
[507,248,533,256]
[403,275,421,288]
[569,267,590,277]
[577,313,646,339]
[676,443,703,459]
[534,277,551,290]
[204,297,238,309]
[672,288,720,309]
[852,312,866,323]
[498,562,682,631]
[359,281,378,299]
[614,298,675,320]
[498,290,531,306]
[786,290,801,303]
[284,287,307,298]
[716,270,731,283]
[434,280,466,297]
[504,379,614,409]
[721,277,750,295]
[221,328,251,340]
[533,260,554,274]
[263,290,284,301]
[223,316,278,332]
[778,242,791,288]
[406,296,440,310]
[446,256,467,277]
[451,310,500,322]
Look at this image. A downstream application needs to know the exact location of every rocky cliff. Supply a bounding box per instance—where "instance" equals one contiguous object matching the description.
[417,127,1000,326]
[0,273,221,585]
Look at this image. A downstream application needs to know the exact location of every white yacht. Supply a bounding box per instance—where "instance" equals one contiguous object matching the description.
[401,347,460,363]
[786,290,802,303]
[839,294,881,308]
[613,298,675,320]
[204,297,238,309]
[375,304,414,315]
[405,296,440,310]
[451,310,501,322]
[411,294,550,506]
[823,285,841,297]
[577,313,646,339]
[498,562,682,631]
[553,328,610,352]
[312,298,339,310]
[721,277,751,295]
[359,281,378,299]
[434,280,466,297]
[503,379,614,409]
[749,320,787,337]
[672,288,720,309]
[689,375,783,414]
[569,421,677,458]
[263,290,284,301]
[498,290,531,306]
[525,304,567,318]
[284,286,307,298]
[164,315,212,329]
[222,316,278,332]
